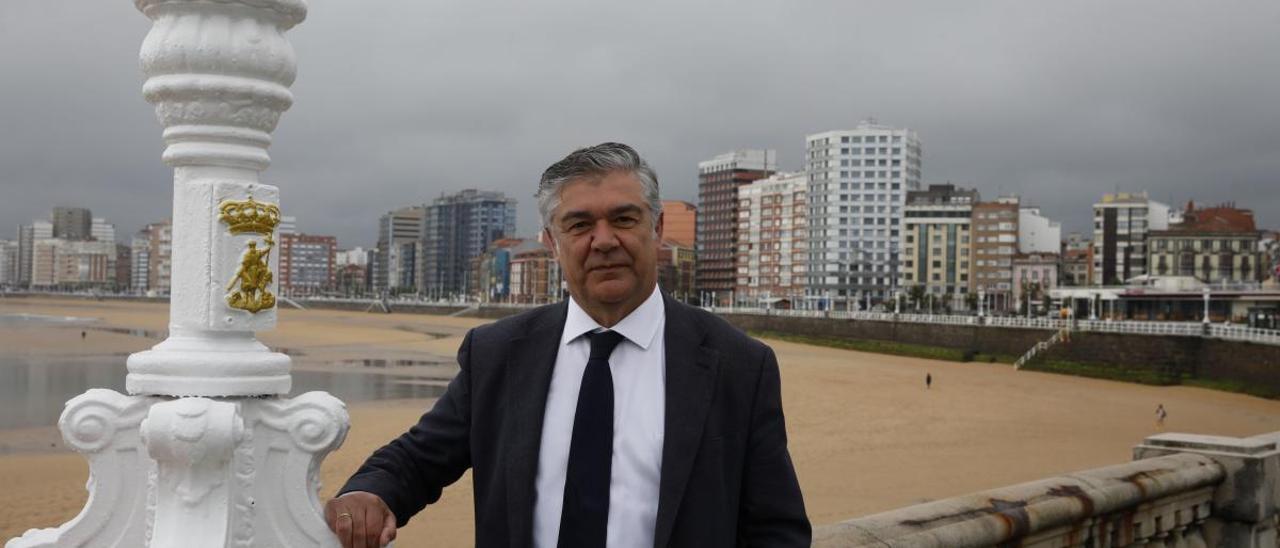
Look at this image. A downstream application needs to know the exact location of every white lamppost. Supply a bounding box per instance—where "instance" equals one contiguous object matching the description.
[1026,284,1033,320]
[978,288,986,318]
[8,2,348,547]
[1203,286,1211,325]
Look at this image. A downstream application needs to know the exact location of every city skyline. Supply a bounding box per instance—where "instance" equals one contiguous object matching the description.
[2,1,1278,250]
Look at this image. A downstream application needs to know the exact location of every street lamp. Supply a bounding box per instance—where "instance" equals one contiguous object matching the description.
[1202,286,1211,325]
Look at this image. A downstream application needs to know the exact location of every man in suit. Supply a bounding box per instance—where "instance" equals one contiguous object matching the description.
[325,142,809,547]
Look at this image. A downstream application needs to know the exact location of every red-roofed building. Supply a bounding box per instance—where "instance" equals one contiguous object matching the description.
[1061,247,1093,286]
[1147,202,1264,284]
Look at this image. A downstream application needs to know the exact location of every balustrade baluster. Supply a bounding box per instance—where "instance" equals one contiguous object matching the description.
[1128,521,1150,548]
[1182,522,1206,548]
[1145,514,1170,548]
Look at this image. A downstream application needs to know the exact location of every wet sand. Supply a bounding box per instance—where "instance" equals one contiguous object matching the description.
[3,297,1279,545]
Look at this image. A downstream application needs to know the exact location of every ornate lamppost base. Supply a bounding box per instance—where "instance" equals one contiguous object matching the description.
[6,390,348,548]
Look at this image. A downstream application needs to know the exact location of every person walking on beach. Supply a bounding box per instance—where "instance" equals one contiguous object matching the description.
[1155,404,1167,428]
[926,372,932,390]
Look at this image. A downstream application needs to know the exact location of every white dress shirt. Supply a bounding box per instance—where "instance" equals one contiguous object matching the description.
[533,287,666,548]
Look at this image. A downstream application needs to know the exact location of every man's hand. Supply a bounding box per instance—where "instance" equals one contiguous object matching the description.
[324,491,397,548]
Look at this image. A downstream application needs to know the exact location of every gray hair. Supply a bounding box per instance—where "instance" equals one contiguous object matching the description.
[536,142,663,230]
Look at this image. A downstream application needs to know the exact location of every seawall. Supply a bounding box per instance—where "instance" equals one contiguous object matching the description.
[718,312,1280,398]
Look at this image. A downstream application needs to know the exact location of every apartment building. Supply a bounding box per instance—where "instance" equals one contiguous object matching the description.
[420,189,517,297]
[658,240,697,303]
[279,233,337,294]
[374,206,426,292]
[145,220,173,293]
[509,239,561,304]
[0,240,15,285]
[1092,192,1170,285]
[1147,202,1264,283]
[696,149,775,305]
[660,200,697,248]
[51,207,92,240]
[971,197,1020,312]
[735,171,807,305]
[900,184,978,310]
[804,120,923,306]
[1013,252,1059,314]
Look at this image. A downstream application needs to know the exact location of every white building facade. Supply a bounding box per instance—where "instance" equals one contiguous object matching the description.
[0,239,17,285]
[91,217,116,244]
[336,247,369,267]
[16,220,53,286]
[805,120,922,307]
[131,235,151,293]
[1018,207,1061,254]
[1092,192,1170,285]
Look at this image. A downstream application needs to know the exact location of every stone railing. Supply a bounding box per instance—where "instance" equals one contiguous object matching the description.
[814,432,1280,547]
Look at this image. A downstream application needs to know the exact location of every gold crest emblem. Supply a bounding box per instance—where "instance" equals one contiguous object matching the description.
[219,196,280,313]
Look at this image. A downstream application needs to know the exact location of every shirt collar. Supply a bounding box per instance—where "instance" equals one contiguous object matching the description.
[562,285,665,350]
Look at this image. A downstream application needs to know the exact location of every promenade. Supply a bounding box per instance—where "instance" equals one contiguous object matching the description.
[3,297,1279,546]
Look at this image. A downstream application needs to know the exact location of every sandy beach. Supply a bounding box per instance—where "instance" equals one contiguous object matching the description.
[2,297,1279,545]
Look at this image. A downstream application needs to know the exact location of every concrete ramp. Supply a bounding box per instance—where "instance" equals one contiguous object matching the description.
[450,304,480,317]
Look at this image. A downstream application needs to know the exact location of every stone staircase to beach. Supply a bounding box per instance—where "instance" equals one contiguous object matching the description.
[1014,327,1071,370]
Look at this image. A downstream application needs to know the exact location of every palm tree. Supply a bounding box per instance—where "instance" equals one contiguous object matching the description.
[1021,281,1043,316]
[908,284,927,311]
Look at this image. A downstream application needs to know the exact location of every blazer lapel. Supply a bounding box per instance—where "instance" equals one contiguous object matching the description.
[653,295,719,548]
[504,301,568,548]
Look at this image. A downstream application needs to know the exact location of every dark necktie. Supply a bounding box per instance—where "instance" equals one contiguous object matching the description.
[558,330,626,548]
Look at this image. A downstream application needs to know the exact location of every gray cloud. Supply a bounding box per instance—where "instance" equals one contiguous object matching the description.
[2,0,1278,246]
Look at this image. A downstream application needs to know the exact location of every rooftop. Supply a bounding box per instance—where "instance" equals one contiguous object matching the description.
[1161,201,1258,233]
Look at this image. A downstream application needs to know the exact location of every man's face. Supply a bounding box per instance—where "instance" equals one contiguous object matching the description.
[546,171,663,312]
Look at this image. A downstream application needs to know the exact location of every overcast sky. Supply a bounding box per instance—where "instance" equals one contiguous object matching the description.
[2,1,1278,248]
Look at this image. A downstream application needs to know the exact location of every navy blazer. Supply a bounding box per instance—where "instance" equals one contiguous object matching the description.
[339,293,810,547]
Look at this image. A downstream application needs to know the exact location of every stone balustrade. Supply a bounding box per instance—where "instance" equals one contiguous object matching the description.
[814,432,1280,547]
